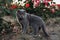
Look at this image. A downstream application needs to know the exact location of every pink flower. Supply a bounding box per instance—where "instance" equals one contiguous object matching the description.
[32,0,40,8]
[51,9,55,14]
[51,4,55,7]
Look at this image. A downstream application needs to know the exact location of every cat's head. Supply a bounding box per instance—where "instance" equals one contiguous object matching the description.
[16,9,26,20]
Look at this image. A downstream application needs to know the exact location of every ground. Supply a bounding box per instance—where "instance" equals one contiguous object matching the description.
[0,16,60,40]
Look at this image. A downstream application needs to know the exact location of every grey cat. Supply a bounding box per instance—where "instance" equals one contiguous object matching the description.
[16,9,49,37]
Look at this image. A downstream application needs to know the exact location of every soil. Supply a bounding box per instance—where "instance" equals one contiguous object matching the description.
[0,16,60,40]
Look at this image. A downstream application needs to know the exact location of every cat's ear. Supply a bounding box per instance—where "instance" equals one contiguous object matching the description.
[17,9,26,14]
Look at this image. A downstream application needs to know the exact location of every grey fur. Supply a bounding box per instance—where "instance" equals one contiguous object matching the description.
[16,9,49,37]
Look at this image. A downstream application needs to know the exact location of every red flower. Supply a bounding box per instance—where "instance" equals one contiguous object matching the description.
[25,3,30,8]
[47,0,51,1]
[57,4,60,8]
[10,5,17,10]
[43,1,48,6]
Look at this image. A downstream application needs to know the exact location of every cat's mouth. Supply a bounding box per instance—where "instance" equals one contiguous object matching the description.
[19,18,23,20]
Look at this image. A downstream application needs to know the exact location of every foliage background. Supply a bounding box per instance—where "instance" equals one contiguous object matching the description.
[0,0,60,35]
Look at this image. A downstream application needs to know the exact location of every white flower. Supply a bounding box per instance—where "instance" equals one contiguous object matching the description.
[18,1,26,6]
[12,0,18,4]
[22,0,26,2]
[12,0,26,6]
